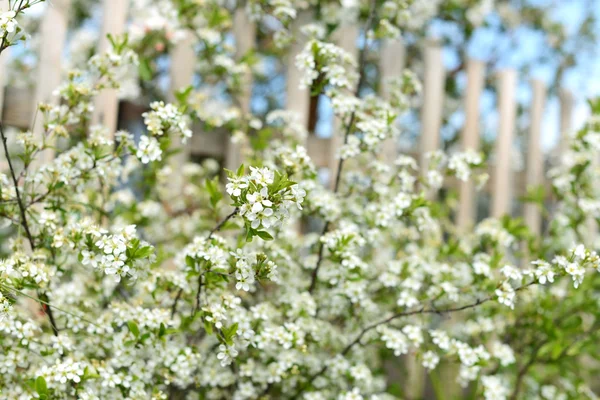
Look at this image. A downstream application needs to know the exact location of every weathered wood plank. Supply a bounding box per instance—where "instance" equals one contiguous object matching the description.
[524,79,546,235]
[224,9,255,171]
[379,38,405,164]
[0,2,7,170]
[32,0,71,163]
[190,124,226,158]
[2,87,34,129]
[558,89,574,155]
[91,0,129,133]
[167,34,196,191]
[286,11,312,131]
[457,59,485,230]
[419,40,445,169]
[328,24,359,189]
[491,69,517,218]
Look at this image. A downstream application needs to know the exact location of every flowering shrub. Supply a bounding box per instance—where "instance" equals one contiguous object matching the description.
[1,1,600,400]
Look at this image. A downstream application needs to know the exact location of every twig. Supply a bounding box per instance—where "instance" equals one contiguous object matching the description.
[509,340,546,400]
[170,288,183,319]
[1,284,102,329]
[308,0,378,294]
[290,281,537,399]
[170,207,239,319]
[0,121,59,336]
[208,207,239,239]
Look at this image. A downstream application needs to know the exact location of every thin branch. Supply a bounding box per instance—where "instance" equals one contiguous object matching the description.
[207,207,239,239]
[170,207,239,319]
[291,281,537,399]
[0,121,60,336]
[170,287,183,319]
[308,0,378,294]
[193,272,203,317]
[509,339,546,400]
[1,284,103,329]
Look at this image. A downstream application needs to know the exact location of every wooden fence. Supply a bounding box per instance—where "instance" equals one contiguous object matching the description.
[0,1,578,234]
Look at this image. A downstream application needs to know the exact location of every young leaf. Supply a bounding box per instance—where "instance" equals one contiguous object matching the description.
[127,321,140,338]
[35,376,48,396]
[256,231,273,241]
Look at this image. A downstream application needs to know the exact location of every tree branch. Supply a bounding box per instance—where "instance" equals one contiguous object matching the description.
[291,281,537,399]
[171,207,239,319]
[0,121,59,336]
[308,0,378,294]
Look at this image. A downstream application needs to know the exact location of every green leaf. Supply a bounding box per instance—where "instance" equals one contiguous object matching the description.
[35,376,48,396]
[204,320,213,335]
[174,85,193,105]
[236,164,245,177]
[206,177,223,208]
[245,228,255,243]
[158,322,167,338]
[136,246,154,258]
[256,231,273,241]
[127,321,140,338]
[185,255,196,269]
[223,322,239,346]
[139,58,153,81]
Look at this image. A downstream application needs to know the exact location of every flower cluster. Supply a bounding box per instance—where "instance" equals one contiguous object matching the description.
[296,39,357,90]
[1,2,600,400]
[78,224,155,281]
[0,10,18,39]
[226,166,305,238]
[143,101,193,142]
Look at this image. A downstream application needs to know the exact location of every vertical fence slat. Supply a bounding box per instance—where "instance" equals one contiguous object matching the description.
[286,11,312,131]
[524,79,545,235]
[32,0,71,164]
[419,40,445,168]
[91,0,129,133]
[379,38,405,164]
[491,69,517,218]
[0,3,7,170]
[559,89,574,155]
[328,24,359,188]
[167,34,196,191]
[0,0,6,117]
[457,59,485,230]
[225,8,255,171]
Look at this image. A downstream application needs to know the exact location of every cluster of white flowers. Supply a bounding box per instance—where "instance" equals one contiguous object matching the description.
[143,101,193,142]
[136,135,162,164]
[78,224,154,281]
[481,375,511,400]
[181,235,230,273]
[1,2,600,399]
[37,358,86,386]
[296,39,357,89]
[0,10,18,38]
[226,166,305,233]
[448,150,484,181]
[0,292,12,321]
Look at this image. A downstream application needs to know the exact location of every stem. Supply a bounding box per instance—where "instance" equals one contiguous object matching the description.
[429,369,447,400]
[509,340,546,400]
[290,281,538,399]
[308,0,378,294]
[1,284,102,329]
[0,122,59,336]
[171,207,239,319]
[207,207,239,239]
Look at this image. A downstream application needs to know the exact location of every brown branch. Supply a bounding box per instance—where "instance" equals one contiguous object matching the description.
[0,121,59,336]
[307,0,378,294]
[510,340,546,400]
[291,281,537,399]
[171,207,239,319]
[207,207,239,239]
